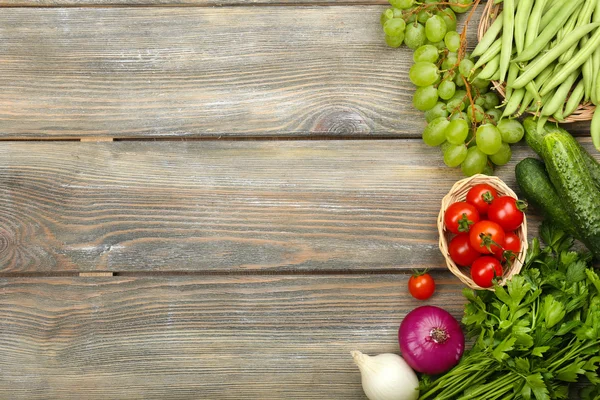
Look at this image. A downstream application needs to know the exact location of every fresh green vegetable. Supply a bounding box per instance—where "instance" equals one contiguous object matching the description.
[515,158,577,238]
[523,118,600,187]
[419,224,600,399]
[543,132,600,259]
[499,0,514,82]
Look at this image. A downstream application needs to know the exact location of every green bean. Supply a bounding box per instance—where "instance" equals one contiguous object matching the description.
[505,62,520,98]
[515,0,583,62]
[592,109,600,151]
[560,1,597,64]
[478,54,500,80]
[502,88,525,117]
[541,25,600,96]
[472,38,501,71]
[541,71,579,116]
[591,0,600,104]
[499,0,515,82]
[472,12,504,58]
[525,0,548,48]
[583,55,593,101]
[518,91,535,116]
[553,108,565,122]
[540,0,578,32]
[514,0,533,54]
[511,23,600,88]
[555,12,580,64]
[563,80,585,116]
[526,81,542,107]
[596,68,600,106]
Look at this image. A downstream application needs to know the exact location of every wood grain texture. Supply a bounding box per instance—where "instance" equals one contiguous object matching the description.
[0,273,466,399]
[1,139,598,273]
[0,7,482,139]
[2,0,388,5]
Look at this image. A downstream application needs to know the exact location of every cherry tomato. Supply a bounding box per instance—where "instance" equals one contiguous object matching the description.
[469,220,505,254]
[408,272,435,300]
[488,196,526,231]
[494,232,521,263]
[444,202,480,234]
[448,233,481,267]
[466,183,498,216]
[470,256,503,288]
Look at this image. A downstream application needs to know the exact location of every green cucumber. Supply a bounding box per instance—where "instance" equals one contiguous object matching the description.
[515,158,578,238]
[523,117,600,188]
[543,133,600,259]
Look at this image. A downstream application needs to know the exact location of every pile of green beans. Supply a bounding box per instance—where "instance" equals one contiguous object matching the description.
[473,0,600,150]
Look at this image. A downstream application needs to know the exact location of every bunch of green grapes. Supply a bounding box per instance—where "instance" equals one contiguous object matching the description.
[381,0,524,176]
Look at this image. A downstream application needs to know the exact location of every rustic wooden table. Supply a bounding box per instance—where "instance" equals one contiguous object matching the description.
[0,1,598,399]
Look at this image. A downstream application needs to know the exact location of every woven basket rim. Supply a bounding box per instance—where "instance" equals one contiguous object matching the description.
[477,0,595,123]
[437,174,528,291]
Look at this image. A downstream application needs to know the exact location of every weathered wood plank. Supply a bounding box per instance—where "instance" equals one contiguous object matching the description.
[0,273,466,399]
[3,0,388,5]
[1,139,597,273]
[0,7,482,139]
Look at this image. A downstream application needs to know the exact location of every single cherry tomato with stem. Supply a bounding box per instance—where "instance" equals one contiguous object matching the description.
[494,232,521,264]
[444,202,480,234]
[488,196,527,231]
[469,220,505,254]
[408,270,436,300]
[466,183,498,215]
[470,256,503,288]
[448,233,481,267]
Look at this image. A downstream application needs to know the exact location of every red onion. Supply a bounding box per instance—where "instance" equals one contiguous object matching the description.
[398,305,464,375]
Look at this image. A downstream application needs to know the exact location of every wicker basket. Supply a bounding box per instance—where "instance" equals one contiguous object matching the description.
[437,174,528,290]
[477,0,595,123]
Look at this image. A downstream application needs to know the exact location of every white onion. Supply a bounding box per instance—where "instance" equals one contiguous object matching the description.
[351,350,419,400]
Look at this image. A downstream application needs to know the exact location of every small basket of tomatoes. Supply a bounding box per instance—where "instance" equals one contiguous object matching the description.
[437,174,528,290]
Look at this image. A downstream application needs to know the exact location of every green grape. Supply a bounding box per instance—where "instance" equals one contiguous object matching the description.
[467,104,485,123]
[470,77,490,91]
[405,23,427,50]
[413,85,439,111]
[385,33,405,48]
[497,119,525,143]
[428,40,447,50]
[384,18,406,37]
[483,92,500,109]
[461,147,488,176]
[450,111,470,124]
[489,142,512,166]
[407,13,417,23]
[455,73,465,87]
[389,0,414,9]
[423,117,450,146]
[413,45,439,63]
[424,102,448,122]
[445,118,469,144]
[436,8,457,32]
[437,80,456,100]
[450,0,474,14]
[442,52,458,70]
[458,59,474,77]
[444,69,456,82]
[425,15,447,43]
[486,108,502,124]
[418,10,432,24]
[444,31,461,53]
[475,96,486,107]
[444,144,468,167]
[381,10,392,26]
[476,123,503,155]
[450,90,466,101]
[447,97,465,112]
[392,8,404,18]
[440,141,453,154]
[409,62,439,87]
[482,163,494,176]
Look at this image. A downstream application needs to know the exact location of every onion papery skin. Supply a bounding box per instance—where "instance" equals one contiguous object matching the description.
[398,305,465,375]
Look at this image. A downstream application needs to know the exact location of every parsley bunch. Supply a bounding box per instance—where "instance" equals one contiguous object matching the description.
[419,223,600,400]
